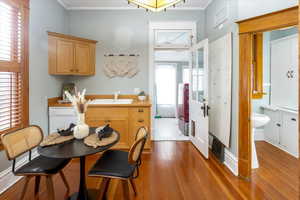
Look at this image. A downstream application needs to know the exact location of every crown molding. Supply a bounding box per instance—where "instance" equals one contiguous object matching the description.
[56,0,211,11]
[67,6,206,10]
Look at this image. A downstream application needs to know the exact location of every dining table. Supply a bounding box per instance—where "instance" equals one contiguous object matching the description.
[38,127,120,200]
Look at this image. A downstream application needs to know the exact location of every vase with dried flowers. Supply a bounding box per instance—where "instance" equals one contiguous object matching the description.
[65,89,91,139]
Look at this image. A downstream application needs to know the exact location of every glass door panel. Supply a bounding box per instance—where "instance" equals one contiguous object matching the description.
[197,48,205,103]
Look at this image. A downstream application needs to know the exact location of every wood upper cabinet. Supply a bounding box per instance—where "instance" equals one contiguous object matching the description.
[48,32,97,75]
[56,39,74,73]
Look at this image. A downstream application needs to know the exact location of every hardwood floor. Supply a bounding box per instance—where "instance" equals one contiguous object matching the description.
[0,141,298,200]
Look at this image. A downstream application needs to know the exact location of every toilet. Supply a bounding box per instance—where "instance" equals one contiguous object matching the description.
[251,113,271,168]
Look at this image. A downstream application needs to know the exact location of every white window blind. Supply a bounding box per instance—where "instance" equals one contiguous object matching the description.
[0,0,26,133]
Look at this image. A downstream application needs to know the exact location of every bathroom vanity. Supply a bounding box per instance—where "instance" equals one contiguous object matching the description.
[262,106,298,158]
[48,95,152,150]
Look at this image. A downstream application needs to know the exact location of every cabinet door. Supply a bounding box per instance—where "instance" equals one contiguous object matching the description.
[280,112,298,157]
[129,108,151,149]
[263,110,280,145]
[110,119,130,149]
[75,43,90,74]
[57,39,75,73]
[288,36,298,109]
[86,119,106,128]
[271,38,291,107]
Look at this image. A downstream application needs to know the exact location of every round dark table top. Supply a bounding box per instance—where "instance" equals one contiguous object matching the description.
[38,127,120,159]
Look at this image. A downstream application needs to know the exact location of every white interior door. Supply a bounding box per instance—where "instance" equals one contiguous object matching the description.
[190,39,209,158]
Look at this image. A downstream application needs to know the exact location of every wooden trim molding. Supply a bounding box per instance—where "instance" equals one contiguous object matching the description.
[47,32,98,44]
[252,33,264,99]
[0,0,29,151]
[237,6,298,34]
[238,33,253,179]
[238,6,299,179]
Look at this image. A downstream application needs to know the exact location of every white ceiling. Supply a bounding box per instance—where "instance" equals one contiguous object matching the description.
[57,0,212,10]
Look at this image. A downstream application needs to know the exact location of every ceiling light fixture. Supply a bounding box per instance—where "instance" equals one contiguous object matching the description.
[128,0,185,12]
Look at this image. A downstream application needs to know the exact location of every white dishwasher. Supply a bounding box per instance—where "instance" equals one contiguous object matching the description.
[49,107,77,133]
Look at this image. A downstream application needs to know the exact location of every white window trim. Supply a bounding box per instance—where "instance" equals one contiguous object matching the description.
[148,21,197,134]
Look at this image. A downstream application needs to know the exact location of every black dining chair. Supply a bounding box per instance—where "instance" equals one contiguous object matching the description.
[88,126,148,200]
[1,125,71,200]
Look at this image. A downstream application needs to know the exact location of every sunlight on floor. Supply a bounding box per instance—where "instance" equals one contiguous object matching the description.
[153,118,189,141]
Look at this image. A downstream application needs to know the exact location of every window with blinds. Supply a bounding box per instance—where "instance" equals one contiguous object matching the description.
[0,0,28,134]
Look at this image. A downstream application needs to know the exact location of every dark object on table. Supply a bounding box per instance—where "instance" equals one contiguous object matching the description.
[38,127,120,200]
[98,124,113,140]
[89,127,148,200]
[57,123,76,136]
[1,125,71,200]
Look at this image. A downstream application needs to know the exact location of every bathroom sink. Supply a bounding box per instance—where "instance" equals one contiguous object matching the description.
[252,113,270,128]
[90,99,133,105]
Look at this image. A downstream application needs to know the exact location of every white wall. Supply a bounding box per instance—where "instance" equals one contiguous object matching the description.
[66,10,205,94]
[238,0,298,21]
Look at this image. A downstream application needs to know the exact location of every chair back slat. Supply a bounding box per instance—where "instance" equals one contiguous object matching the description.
[1,126,43,160]
[128,127,148,165]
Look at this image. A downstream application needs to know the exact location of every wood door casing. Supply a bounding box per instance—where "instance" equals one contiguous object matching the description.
[237,6,299,179]
[56,39,74,74]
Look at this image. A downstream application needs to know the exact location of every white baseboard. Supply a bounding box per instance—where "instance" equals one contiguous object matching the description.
[0,150,38,195]
[224,149,238,176]
[254,129,265,141]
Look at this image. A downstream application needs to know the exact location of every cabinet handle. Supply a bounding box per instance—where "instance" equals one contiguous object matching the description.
[70,69,74,72]
[138,119,144,123]
[138,109,144,113]
[75,69,79,72]
[291,118,297,121]
[105,120,111,123]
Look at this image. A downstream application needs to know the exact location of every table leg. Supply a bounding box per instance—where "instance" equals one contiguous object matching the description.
[78,156,89,200]
[69,156,89,200]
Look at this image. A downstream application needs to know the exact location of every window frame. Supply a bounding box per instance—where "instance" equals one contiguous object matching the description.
[0,0,29,149]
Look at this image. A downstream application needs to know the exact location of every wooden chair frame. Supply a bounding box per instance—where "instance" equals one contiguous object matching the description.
[1,125,70,200]
[237,6,299,179]
[90,127,148,200]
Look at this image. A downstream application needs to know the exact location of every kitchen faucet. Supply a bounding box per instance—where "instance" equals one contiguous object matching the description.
[114,91,120,101]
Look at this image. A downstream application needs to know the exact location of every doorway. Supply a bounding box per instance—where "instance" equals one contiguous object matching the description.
[149,22,196,142]
[237,6,299,179]
[153,50,191,141]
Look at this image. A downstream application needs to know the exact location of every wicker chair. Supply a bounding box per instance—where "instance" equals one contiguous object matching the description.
[1,125,71,200]
[88,126,148,200]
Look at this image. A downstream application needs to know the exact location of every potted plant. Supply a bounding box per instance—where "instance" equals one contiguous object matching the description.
[137,91,147,101]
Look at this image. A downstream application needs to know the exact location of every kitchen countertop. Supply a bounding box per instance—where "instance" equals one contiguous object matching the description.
[48,95,152,108]
[261,105,298,114]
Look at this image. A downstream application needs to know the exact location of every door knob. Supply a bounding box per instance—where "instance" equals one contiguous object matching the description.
[206,106,210,116]
[201,104,206,117]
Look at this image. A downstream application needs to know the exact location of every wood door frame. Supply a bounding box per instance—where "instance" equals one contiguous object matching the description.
[237,6,299,179]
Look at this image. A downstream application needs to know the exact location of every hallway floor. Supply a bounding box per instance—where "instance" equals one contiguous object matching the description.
[153,118,189,141]
[0,141,298,200]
